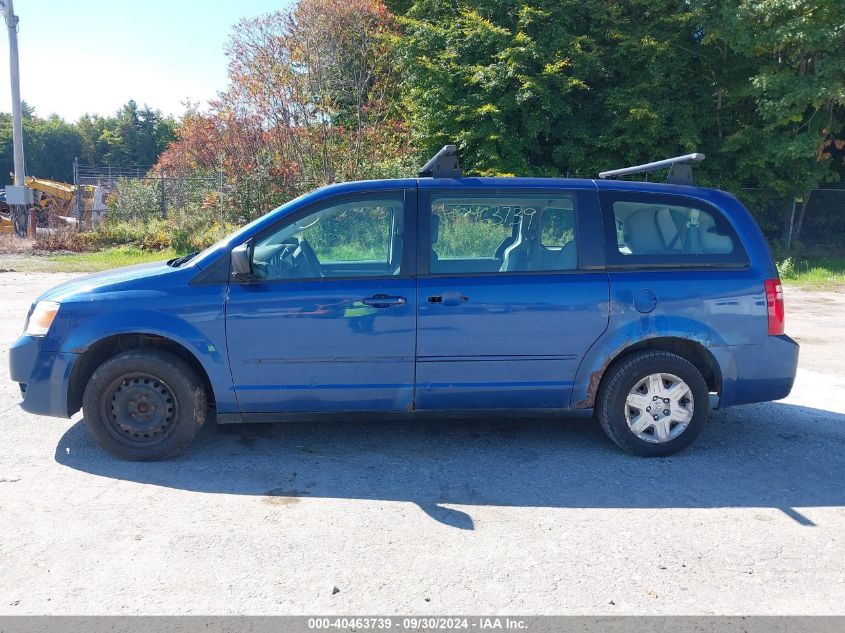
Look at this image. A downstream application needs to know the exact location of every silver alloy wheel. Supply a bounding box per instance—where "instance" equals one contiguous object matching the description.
[624,372,694,443]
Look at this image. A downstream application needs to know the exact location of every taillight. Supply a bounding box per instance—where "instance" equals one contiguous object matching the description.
[764,278,785,335]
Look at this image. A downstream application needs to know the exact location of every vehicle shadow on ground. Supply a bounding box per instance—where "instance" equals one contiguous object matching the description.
[55,402,845,530]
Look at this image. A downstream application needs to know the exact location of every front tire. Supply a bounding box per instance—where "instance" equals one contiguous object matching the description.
[82,349,206,460]
[596,351,709,456]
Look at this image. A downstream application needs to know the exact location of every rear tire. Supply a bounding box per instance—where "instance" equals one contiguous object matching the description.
[82,349,206,460]
[596,351,709,456]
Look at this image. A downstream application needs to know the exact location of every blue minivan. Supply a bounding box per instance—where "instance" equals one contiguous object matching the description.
[9,149,798,459]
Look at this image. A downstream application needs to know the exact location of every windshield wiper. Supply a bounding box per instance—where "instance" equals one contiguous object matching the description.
[167,251,200,267]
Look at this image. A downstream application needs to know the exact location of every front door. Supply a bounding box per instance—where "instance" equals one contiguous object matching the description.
[226,190,417,413]
[415,187,609,409]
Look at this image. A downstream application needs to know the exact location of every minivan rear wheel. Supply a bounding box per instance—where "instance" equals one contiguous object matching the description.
[596,351,709,456]
[82,349,206,460]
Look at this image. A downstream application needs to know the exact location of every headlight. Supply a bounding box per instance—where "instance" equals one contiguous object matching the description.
[25,301,60,337]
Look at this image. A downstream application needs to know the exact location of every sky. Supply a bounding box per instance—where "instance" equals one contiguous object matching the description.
[0,0,293,122]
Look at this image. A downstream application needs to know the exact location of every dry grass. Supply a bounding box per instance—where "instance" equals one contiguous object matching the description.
[0,233,35,255]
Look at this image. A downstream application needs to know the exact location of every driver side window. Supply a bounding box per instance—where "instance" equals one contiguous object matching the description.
[251,196,404,281]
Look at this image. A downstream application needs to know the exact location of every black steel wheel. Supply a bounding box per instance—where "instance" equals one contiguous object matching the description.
[83,349,206,460]
[101,373,179,447]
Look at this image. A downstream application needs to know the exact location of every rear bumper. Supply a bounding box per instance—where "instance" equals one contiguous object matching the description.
[712,335,799,408]
[9,335,77,418]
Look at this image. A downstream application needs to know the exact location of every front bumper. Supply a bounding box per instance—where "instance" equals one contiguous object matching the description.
[9,335,78,418]
[712,334,800,408]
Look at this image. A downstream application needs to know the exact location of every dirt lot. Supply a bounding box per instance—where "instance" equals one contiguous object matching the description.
[0,272,843,615]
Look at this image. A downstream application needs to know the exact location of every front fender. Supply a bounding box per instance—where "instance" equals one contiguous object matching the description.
[569,315,726,409]
[43,287,236,413]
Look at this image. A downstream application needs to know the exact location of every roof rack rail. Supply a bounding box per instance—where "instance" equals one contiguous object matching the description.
[598,153,705,186]
[419,144,461,178]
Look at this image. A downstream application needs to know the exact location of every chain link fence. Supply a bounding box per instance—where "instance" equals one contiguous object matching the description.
[73,161,326,227]
[738,184,845,255]
[73,161,223,223]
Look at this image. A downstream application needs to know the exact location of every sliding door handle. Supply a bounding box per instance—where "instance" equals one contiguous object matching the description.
[362,294,407,308]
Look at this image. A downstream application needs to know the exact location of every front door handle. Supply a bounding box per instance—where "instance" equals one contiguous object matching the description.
[427,291,469,306]
[362,294,407,308]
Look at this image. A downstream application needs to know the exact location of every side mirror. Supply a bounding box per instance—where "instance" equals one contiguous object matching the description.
[231,242,252,279]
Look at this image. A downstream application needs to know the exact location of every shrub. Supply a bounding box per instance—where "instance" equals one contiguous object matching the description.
[34,224,89,252]
[33,197,240,255]
[108,178,163,223]
[171,222,236,253]
[166,201,238,253]
[85,219,172,251]
[777,257,796,279]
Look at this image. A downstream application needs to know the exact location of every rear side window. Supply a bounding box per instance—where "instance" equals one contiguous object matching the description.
[601,192,748,267]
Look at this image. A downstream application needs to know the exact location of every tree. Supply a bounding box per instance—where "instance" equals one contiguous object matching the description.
[24,114,84,182]
[78,101,176,167]
[393,0,844,204]
[157,0,411,220]
[226,0,407,182]
[697,0,845,238]
[1,103,83,184]
[393,1,717,176]
[0,101,176,186]
[0,111,16,186]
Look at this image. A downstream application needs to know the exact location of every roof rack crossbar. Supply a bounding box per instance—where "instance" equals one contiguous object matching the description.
[598,153,705,186]
[419,144,461,178]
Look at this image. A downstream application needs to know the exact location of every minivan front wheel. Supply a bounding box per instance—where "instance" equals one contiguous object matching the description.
[82,349,206,460]
[596,351,709,456]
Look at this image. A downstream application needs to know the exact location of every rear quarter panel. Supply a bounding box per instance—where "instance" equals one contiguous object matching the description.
[570,183,778,409]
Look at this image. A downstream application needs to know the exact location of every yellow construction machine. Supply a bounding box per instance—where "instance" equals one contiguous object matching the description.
[0,190,14,235]
[24,177,108,226]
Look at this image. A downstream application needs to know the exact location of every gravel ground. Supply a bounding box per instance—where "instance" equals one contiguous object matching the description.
[0,272,843,615]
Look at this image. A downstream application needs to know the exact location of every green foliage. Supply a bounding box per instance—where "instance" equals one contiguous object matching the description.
[171,220,237,254]
[395,0,713,176]
[540,211,575,247]
[776,256,845,288]
[697,0,845,195]
[394,0,845,197]
[436,216,506,258]
[14,0,844,262]
[24,115,85,183]
[86,220,172,251]
[42,247,179,273]
[107,178,163,223]
[0,100,176,187]
[776,256,796,278]
[0,247,179,274]
[34,207,237,256]
[432,203,510,258]
[0,106,83,184]
[76,101,176,168]
[304,207,393,261]
[34,219,173,253]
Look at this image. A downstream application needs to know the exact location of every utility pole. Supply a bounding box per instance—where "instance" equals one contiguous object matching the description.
[2,0,25,186]
[1,0,28,236]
